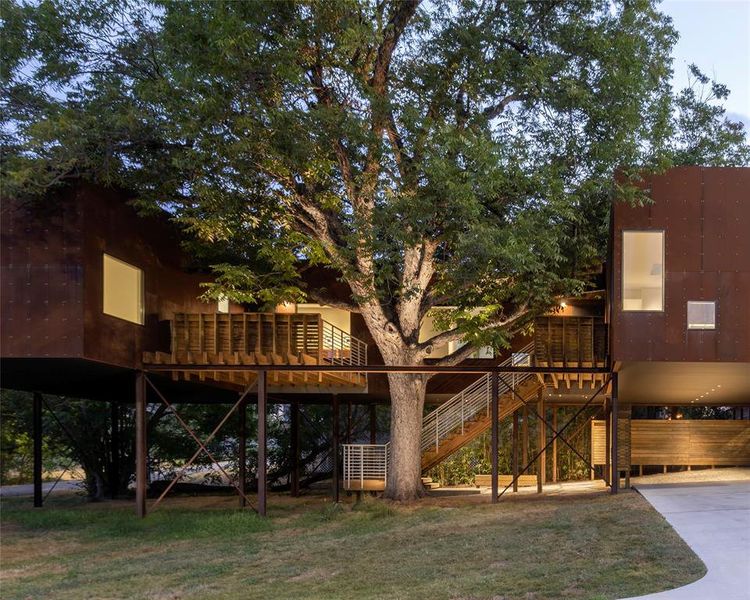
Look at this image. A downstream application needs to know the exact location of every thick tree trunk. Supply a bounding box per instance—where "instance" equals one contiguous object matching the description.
[384,373,428,501]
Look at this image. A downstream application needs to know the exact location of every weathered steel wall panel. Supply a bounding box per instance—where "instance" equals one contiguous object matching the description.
[1,193,84,357]
[612,167,750,363]
[1,184,225,370]
[77,185,220,369]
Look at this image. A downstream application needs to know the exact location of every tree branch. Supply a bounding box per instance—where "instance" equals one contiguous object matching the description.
[482,93,523,120]
[415,302,530,359]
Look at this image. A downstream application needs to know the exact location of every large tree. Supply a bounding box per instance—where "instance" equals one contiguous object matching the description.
[3,0,748,500]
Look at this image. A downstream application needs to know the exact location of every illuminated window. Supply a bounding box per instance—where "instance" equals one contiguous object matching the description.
[103,254,144,324]
[687,301,715,330]
[622,231,664,311]
[217,295,229,314]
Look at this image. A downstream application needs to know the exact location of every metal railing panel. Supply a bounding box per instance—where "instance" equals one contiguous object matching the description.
[420,342,535,453]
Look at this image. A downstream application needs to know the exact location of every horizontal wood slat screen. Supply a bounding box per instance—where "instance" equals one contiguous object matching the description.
[631,420,750,466]
[591,420,607,465]
[592,419,750,466]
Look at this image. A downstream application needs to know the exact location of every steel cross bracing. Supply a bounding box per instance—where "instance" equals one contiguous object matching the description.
[494,374,612,500]
[144,376,257,513]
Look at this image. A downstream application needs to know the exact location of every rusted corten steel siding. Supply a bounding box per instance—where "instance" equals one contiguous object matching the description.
[611,166,750,363]
[1,184,226,369]
[1,191,85,357]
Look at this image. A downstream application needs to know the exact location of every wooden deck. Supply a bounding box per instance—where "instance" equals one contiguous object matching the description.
[143,312,367,390]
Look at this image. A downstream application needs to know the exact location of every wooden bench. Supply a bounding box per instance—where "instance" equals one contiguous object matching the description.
[474,474,538,488]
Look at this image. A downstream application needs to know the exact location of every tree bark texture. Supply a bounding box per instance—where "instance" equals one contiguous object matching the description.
[383,372,428,501]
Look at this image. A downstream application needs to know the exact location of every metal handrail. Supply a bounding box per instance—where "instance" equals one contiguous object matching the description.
[420,342,535,454]
[342,344,535,488]
[343,442,389,490]
[321,319,368,366]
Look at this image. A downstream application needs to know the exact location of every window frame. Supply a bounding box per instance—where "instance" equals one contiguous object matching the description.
[102,253,145,325]
[687,300,716,331]
[621,229,666,313]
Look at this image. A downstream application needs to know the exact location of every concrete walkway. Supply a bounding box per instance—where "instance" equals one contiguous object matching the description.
[626,481,750,599]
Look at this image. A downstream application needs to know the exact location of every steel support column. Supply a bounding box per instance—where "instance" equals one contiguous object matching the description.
[604,397,611,486]
[110,401,120,499]
[135,372,147,518]
[346,400,352,444]
[491,372,499,504]
[522,405,529,469]
[552,407,558,483]
[537,388,557,487]
[33,392,43,508]
[537,389,545,493]
[332,394,340,503]
[369,404,377,444]
[512,410,519,492]
[290,403,300,497]
[238,396,247,508]
[611,372,619,495]
[258,370,267,516]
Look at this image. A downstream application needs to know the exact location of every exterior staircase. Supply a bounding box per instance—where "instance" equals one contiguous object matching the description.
[420,342,541,472]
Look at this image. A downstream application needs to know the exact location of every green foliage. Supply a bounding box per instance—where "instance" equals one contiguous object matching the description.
[5,0,747,364]
[669,65,750,166]
[429,407,600,486]
[0,390,68,485]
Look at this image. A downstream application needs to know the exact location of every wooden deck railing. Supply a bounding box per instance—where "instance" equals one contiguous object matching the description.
[533,316,607,367]
[170,312,367,367]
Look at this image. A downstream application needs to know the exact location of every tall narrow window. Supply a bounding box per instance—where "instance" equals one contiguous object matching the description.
[217,295,229,314]
[687,301,716,330]
[103,254,144,324]
[622,231,664,311]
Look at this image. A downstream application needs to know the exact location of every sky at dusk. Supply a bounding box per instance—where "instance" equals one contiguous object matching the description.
[661,0,750,131]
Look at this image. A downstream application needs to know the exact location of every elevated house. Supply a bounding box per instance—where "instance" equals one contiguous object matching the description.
[1,167,749,515]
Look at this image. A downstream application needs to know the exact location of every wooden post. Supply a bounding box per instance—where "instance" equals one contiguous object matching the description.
[332,394,340,503]
[110,401,120,499]
[135,372,147,518]
[369,404,377,444]
[33,392,43,508]
[258,370,267,516]
[512,409,519,492]
[611,372,619,494]
[290,403,300,497]
[491,372,499,504]
[238,396,247,508]
[552,407,558,483]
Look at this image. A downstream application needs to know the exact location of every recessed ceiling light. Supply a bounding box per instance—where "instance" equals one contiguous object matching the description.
[717,384,722,388]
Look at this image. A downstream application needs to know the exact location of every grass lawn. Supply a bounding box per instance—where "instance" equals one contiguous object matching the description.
[0,489,704,600]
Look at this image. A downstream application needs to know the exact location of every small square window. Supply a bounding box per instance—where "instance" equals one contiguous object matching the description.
[687,301,715,330]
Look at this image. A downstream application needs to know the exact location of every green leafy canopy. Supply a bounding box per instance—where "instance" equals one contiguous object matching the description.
[2,0,748,361]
